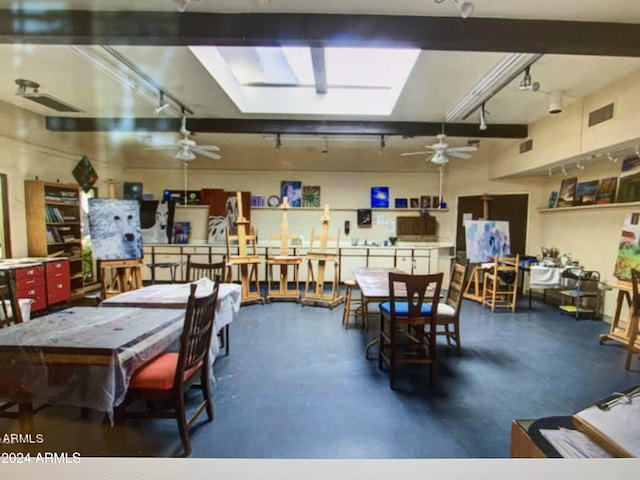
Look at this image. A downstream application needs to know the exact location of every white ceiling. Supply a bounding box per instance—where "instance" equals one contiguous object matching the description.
[1,1,640,173]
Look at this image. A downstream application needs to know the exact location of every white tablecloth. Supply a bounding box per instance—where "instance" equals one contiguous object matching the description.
[529,265,566,289]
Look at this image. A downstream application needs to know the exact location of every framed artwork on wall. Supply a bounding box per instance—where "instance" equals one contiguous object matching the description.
[420,195,431,208]
[595,177,618,205]
[302,186,321,207]
[410,198,419,208]
[281,180,302,207]
[617,156,640,203]
[371,186,389,208]
[574,180,599,206]
[357,209,372,227]
[394,198,408,208]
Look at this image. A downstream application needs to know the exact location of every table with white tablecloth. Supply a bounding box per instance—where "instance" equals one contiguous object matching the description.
[524,264,568,308]
[100,278,242,359]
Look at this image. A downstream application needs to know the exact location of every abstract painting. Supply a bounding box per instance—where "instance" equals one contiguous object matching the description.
[72,155,98,193]
[464,220,511,263]
[302,186,321,207]
[371,186,389,208]
[88,199,142,260]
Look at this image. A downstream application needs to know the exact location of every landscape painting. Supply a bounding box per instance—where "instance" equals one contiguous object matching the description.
[617,156,640,203]
[614,212,640,280]
[595,177,618,205]
[574,180,599,206]
[464,220,511,263]
[557,177,578,207]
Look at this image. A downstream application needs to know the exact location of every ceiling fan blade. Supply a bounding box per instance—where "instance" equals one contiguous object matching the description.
[196,145,221,151]
[448,146,477,152]
[448,151,472,159]
[192,148,222,160]
[401,151,429,157]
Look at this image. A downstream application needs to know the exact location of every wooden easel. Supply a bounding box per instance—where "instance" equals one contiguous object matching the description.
[301,205,343,308]
[463,195,495,303]
[599,280,640,370]
[226,191,264,305]
[266,197,303,302]
[99,182,143,299]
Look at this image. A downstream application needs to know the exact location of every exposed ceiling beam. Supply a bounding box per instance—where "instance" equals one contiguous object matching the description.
[45,117,528,139]
[2,11,640,56]
[310,47,327,94]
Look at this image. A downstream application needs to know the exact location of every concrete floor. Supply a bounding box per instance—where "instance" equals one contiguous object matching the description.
[1,292,638,458]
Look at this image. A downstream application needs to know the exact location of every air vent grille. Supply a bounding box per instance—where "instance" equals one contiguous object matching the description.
[21,93,83,113]
[588,103,614,127]
[519,139,533,154]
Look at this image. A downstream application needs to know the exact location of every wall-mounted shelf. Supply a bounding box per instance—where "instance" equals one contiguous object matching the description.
[538,201,640,213]
[251,207,449,212]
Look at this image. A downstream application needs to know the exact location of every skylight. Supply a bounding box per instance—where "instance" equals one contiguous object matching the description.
[189,46,420,116]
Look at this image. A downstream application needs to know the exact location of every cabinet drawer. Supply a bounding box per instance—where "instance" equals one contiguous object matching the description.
[46,260,70,281]
[19,288,47,312]
[15,265,45,286]
[47,281,71,304]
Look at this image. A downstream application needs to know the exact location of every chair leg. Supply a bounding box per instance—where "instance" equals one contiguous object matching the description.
[389,321,397,390]
[175,399,191,457]
[224,324,229,356]
[202,368,214,421]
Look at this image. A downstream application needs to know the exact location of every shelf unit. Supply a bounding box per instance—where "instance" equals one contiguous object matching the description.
[25,180,84,299]
[538,201,640,213]
[558,269,602,319]
[250,207,450,212]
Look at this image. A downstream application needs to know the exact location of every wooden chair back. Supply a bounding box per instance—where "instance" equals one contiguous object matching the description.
[489,255,520,286]
[388,272,443,322]
[0,277,23,329]
[445,261,468,311]
[175,282,220,390]
[185,255,230,283]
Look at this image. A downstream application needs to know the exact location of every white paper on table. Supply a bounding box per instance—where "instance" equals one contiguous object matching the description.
[539,428,613,458]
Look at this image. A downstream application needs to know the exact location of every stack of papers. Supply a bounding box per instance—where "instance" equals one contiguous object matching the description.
[539,428,613,458]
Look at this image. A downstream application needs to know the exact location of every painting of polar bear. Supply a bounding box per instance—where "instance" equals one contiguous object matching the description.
[88,199,142,260]
[140,199,175,244]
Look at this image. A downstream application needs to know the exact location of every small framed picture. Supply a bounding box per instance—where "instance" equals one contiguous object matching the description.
[395,198,408,208]
[410,198,419,208]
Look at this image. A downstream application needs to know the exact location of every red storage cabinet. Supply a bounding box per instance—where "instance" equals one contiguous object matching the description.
[45,260,71,305]
[15,264,47,312]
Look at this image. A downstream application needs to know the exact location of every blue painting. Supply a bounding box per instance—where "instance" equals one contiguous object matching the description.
[371,186,389,208]
[464,220,511,263]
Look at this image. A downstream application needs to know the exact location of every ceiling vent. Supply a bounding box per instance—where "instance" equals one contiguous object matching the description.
[15,78,83,113]
[588,102,614,127]
[519,139,533,154]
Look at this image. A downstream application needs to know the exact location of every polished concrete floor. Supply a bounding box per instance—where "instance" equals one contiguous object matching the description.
[1,291,638,458]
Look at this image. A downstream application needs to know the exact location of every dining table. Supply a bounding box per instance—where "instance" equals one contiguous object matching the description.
[0,306,186,427]
[100,278,242,358]
[353,267,405,358]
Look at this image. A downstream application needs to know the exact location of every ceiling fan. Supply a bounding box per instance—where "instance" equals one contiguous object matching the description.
[146,114,222,162]
[401,133,477,165]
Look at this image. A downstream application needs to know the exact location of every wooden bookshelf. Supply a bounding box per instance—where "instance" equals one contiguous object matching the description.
[25,180,85,299]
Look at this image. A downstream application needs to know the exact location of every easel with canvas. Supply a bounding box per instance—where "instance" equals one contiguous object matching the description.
[98,180,143,299]
[266,197,303,302]
[301,205,343,308]
[226,191,264,305]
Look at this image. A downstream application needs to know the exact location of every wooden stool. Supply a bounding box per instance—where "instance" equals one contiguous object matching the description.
[342,280,363,329]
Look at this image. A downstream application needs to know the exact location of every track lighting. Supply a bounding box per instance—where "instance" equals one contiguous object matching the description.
[608,152,618,163]
[576,161,584,170]
[549,90,563,114]
[379,135,386,154]
[635,146,640,158]
[479,103,488,131]
[434,0,474,19]
[518,66,540,92]
[15,78,40,96]
[548,168,553,177]
[275,133,282,150]
[561,165,567,176]
[153,91,170,115]
[321,137,329,154]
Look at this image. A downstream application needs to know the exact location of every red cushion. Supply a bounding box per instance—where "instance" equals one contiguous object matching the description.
[129,353,202,390]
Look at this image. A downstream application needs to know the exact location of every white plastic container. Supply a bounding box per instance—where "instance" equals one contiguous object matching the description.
[0,298,33,322]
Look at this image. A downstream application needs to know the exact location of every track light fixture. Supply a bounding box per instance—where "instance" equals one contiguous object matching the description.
[321,137,329,154]
[434,0,474,19]
[275,133,282,150]
[479,103,488,131]
[561,165,567,175]
[548,168,553,177]
[576,161,584,170]
[153,91,170,115]
[608,152,618,163]
[15,78,40,96]
[549,90,563,114]
[379,135,386,154]
[518,65,540,92]
[635,146,640,158]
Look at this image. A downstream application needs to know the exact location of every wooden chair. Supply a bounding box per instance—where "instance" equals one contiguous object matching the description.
[185,254,231,284]
[378,272,443,389]
[431,261,468,354]
[185,254,231,355]
[483,254,520,312]
[115,282,219,457]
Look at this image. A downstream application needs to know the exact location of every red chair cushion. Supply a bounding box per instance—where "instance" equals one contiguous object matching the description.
[129,353,202,390]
